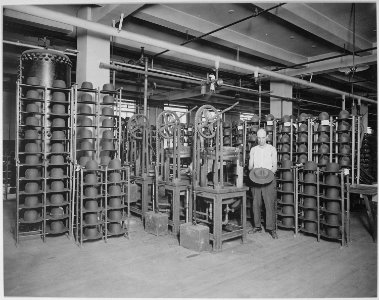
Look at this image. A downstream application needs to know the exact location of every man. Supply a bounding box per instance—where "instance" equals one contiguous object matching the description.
[248,128,278,239]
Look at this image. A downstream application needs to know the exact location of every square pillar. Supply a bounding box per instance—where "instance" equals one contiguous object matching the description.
[270,81,293,118]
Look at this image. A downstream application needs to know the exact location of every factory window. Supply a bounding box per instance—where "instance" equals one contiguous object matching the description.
[164,104,188,124]
[240,112,256,121]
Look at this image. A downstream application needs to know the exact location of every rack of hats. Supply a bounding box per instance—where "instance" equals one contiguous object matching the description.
[15,49,73,245]
[223,121,232,147]
[262,114,276,147]
[312,112,333,169]
[294,113,312,165]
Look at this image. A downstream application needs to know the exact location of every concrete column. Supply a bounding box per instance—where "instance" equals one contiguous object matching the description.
[77,7,110,88]
[270,81,293,118]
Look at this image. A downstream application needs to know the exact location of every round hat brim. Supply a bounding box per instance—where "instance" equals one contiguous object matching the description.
[249,168,275,184]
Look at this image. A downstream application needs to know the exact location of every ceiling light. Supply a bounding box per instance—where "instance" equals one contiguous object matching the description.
[338,64,369,75]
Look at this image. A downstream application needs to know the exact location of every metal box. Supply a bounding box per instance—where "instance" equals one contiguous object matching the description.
[144,211,168,236]
[180,222,210,252]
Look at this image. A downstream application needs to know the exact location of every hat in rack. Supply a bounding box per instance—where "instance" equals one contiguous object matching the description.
[326,214,340,226]
[51,104,65,114]
[266,114,275,121]
[51,143,64,153]
[24,195,39,207]
[25,168,39,179]
[23,209,39,221]
[282,183,293,192]
[52,92,66,102]
[326,226,339,238]
[297,113,308,122]
[317,133,330,143]
[265,125,273,132]
[79,105,92,114]
[325,162,340,173]
[337,121,350,131]
[282,194,294,204]
[102,107,114,116]
[102,118,114,127]
[80,140,93,151]
[101,141,114,151]
[102,83,115,91]
[339,156,351,167]
[79,155,91,167]
[79,116,92,126]
[25,116,39,126]
[282,205,294,215]
[298,133,308,143]
[50,168,64,178]
[85,159,99,170]
[249,168,275,184]
[84,227,99,238]
[223,128,231,136]
[26,76,39,85]
[102,130,114,139]
[318,125,330,132]
[51,130,66,140]
[103,95,115,104]
[281,217,294,227]
[25,142,39,153]
[109,197,122,208]
[50,207,64,218]
[304,184,316,195]
[298,123,308,132]
[85,199,98,210]
[281,144,290,152]
[297,154,308,164]
[25,154,40,165]
[247,133,257,143]
[318,155,329,166]
[50,221,65,233]
[318,112,329,121]
[80,93,93,102]
[25,90,40,99]
[25,103,39,113]
[85,186,98,198]
[338,110,350,119]
[303,197,316,208]
[109,172,122,183]
[100,155,111,166]
[282,115,291,123]
[318,144,329,154]
[325,174,340,186]
[108,210,122,221]
[50,154,64,165]
[109,185,122,196]
[81,81,93,89]
[339,144,351,155]
[280,160,293,170]
[108,223,122,234]
[281,126,291,133]
[304,210,317,220]
[52,118,66,128]
[326,201,340,212]
[50,180,64,191]
[50,193,64,205]
[280,134,290,143]
[297,144,307,153]
[108,158,121,170]
[326,187,340,198]
[25,182,39,193]
[251,124,259,132]
[24,129,38,139]
[303,161,317,171]
[281,153,290,161]
[78,128,92,139]
[282,171,293,181]
[85,173,98,185]
[338,133,351,143]
[52,79,66,88]
[85,213,98,225]
[304,221,317,232]
[304,173,316,184]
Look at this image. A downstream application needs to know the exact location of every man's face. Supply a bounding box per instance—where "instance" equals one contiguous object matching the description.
[257,132,267,146]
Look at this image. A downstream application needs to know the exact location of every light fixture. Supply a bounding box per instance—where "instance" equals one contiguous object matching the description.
[338,64,369,75]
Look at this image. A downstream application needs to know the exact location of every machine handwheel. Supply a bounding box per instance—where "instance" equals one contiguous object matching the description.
[127,114,149,139]
[195,104,220,139]
[156,111,180,139]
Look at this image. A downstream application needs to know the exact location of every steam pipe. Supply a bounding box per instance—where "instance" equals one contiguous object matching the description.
[13,5,376,104]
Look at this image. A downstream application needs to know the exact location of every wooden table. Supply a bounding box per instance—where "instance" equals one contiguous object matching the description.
[349,184,377,242]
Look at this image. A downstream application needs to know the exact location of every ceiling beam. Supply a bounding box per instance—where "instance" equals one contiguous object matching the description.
[255,3,373,52]
[92,4,145,25]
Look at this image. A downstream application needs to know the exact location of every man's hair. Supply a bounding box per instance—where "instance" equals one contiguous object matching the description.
[257,128,267,137]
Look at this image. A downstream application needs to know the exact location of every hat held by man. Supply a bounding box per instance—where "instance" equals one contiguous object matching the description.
[249,168,275,185]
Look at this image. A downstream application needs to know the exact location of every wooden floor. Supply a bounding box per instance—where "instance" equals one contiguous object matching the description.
[3,199,377,298]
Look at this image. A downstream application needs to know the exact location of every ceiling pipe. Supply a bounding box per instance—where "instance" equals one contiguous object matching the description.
[11,5,376,105]
[3,39,78,56]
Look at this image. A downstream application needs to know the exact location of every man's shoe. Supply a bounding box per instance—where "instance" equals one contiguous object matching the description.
[248,227,262,234]
[268,230,278,239]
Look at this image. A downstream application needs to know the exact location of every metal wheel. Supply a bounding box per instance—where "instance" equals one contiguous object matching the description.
[195,104,220,139]
[127,114,149,139]
[156,111,180,139]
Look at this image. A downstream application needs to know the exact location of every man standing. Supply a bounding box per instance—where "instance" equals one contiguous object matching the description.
[248,128,278,239]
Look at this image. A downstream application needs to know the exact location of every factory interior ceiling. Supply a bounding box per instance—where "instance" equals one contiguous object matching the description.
[2,2,378,118]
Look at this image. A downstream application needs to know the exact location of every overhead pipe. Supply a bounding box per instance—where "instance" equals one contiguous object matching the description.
[13,5,376,105]
[3,39,78,56]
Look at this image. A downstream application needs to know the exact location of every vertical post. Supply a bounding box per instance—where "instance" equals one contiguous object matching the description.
[341,171,345,247]
[316,168,320,242]
[143,58,148,117]
[294,166,298,237]
[329,116,333,163]
[351,116,355,184]
[258,82,262,120]
[357,116,360,184]
[342,95,346,110]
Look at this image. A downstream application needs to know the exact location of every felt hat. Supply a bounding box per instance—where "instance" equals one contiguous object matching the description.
[51,143,64,153]
[102,118,114,127]
[317,133,330,143]
[280,160,293,169]
[318,112,329,121]
[317,125,330,132]
[50,180,64,191]
[247,134,257,143]
[108,223,122,234]
[304,161,317,171]
[102,83,115,91]
[52,92,66,102]
[326,214,340,226]
[250,115,259,123]
[79,105,92,114]
[282,183,293,192]
[102,141,114,151]
[85,160,98,170]
[26,76,39,85]
[25,103,39,113]
[339,144,351,155]
[80,141,94,151]
[280,134,290,143]
[24,196,39,207]
[52,118,66,128]
[50,168,64,178]
[251,124,259,132]
[282,171,293,181]
[281,144,290,152]
[304,184,317,195]
[326,187,340,199]
[103,95,115,104]
[25,116,39,126]
[78,128,92,139]
[338,110,350,119]
[249,168,274,184]
[102,107,114,116]
[79,116,93,126]
[325,162,340,173]
[266,114,275,121]
[326,227,339,238]
[298,124,308,132]
[50,221,64,233]
[26,90,40,99]
[304,221,317,232]
[223,128,231,136]
[337,121,350,131]
[223,136,231,144]
[281,126,291,133]
[298,133,308,143]
[282,194,294,204]
[23,209,39,221]
[282,205,294,215]
[298,113,308,122]
[51,130,66,140]
[108,210,122,221]
[318,155,329,166]
[25,182,39,193]
[297,154,308,164]
[109,185,122,196]
[79,156,91,167]
[81,81,93,89]
[282,115,291,123]
[304,173,317,184]
[338,133,351,143]
[25,142,39,153]
[84,227,99,238]
[53,79,66,88]
[108,158,121,170]
[85,200,98,210]
[85,213,98,225]
[80,93,92,102]
[51,104,66,114]
[339,156,351,167]
[50,207,64,218]
[109,197,122,208]
[109,172,122,183]
[85,173,98,185]
[25,168,39,179]
[25,154,40,165]
[281,153,290,161]
[265,125,273,132]
[325,174,340,186]
[297,144,307,153]
[85,186,98,198]
[282,217,294,227]
[303,197,316,208]
[25,129,38,139]
[304,210,317,220]
[318,144,329,154]
[100,155,111,166]
[50,194,64,205]
[50,154,64,165]
[326,201,340,212]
